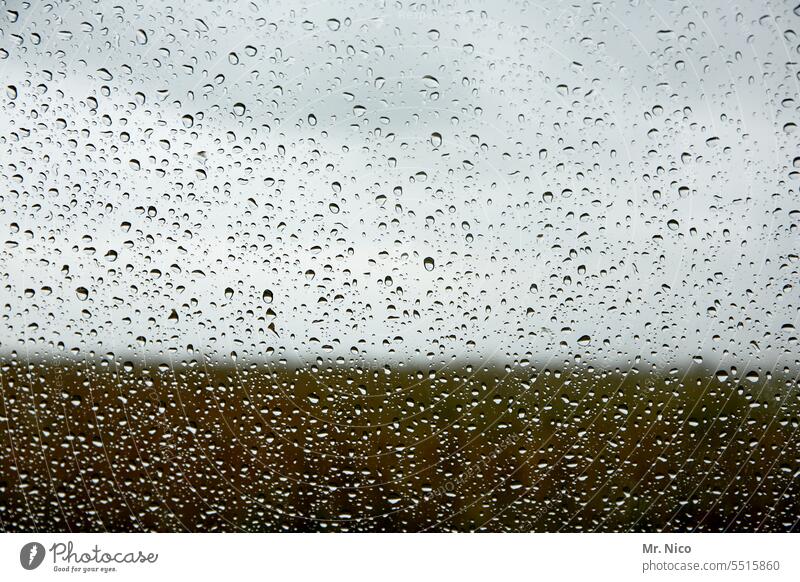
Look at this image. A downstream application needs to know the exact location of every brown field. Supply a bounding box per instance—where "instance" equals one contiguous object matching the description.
[1,356,798,532]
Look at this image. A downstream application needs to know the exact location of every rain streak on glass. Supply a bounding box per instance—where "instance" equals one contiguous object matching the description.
[0,0,798,533]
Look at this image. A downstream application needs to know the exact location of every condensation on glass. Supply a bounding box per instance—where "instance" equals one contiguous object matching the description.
[0,0,798,532]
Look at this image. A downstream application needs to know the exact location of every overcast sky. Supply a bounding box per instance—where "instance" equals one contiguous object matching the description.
[1,0,798,370]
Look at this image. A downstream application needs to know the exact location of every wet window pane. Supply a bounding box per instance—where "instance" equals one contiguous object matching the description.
[1,0,798,532]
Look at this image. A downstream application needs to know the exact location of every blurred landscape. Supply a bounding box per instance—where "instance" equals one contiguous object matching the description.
[1,0,800,536]
[1,356,797,532]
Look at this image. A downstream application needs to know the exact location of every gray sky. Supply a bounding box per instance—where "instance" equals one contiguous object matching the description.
[1,0,798,370]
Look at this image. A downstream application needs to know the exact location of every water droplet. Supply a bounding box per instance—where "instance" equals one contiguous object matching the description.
[422,75,439,88]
